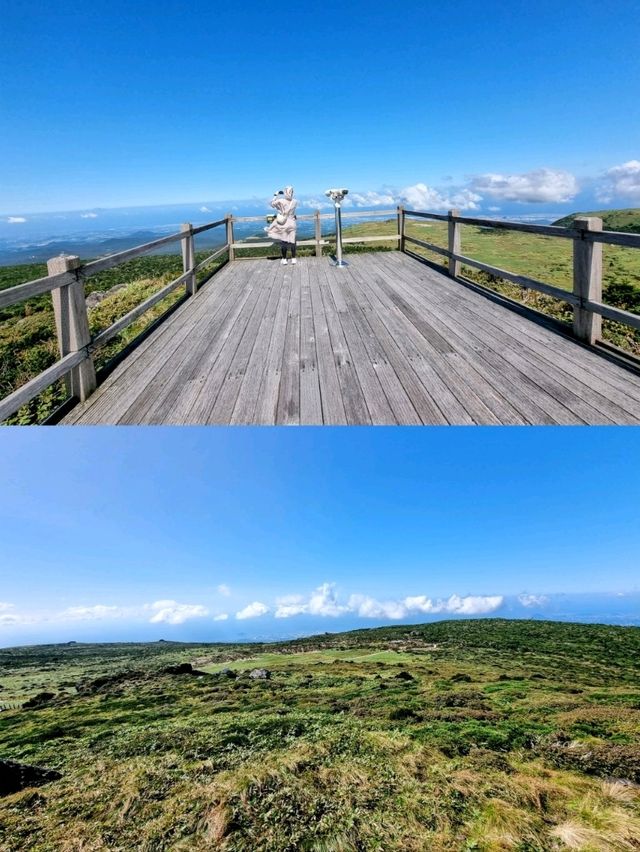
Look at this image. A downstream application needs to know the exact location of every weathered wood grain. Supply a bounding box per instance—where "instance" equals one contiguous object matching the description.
[60,253,640,425]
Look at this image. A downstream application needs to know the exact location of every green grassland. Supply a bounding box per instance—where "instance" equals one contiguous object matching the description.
[553,209,640,233]
[1,620,639,850]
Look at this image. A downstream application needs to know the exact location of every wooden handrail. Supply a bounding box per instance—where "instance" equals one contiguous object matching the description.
[403,208,640,247]
[4,201,639,422]
[0,217,230,422]
[401,208,640,347]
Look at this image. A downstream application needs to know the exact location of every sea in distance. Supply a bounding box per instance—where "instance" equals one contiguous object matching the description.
[0,199,568,267]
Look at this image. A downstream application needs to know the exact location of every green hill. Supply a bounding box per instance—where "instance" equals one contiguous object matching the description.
[552,208,640,233]
[1,619,639,850]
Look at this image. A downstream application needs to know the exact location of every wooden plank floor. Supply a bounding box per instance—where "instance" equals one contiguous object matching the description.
[62,253,640,425]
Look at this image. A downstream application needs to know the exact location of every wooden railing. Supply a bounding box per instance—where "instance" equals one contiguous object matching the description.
[228,208,400,258]
[400,207,640,346]
[0,218,229,423]
[3,202,639,422]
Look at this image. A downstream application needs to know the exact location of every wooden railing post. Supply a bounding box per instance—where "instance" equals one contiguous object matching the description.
[573,216,603,344]
[47,255,96,402]
[448,209,461,278]
[315,210,322,257]
[180,223,196,295]
[226,214,235,262]
[397,205,405,252]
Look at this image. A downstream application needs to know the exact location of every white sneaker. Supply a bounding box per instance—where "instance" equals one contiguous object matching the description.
[291,258,297,264]
[281,259,288,265]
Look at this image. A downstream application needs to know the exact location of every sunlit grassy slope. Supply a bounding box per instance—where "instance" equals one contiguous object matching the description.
[1,619,639,851]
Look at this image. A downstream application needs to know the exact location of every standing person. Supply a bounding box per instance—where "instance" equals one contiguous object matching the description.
[266,186,298,264]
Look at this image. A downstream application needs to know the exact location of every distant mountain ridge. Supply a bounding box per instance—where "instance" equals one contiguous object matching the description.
[553,207,640,233]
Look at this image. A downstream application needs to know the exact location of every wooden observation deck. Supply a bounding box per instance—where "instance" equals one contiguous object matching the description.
[2,209,640,425]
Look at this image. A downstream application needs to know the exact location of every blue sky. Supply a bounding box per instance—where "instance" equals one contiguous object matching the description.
[1,0,639,214]
[1,428,638,645]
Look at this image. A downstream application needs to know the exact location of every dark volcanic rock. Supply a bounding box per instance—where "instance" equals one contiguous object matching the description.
[162,663,207,676]
[22,692,56,709]
[164,663,194,675]
[394,671,415,682]
[0,760,62,797]
[76,670,144,695]
[218,668,237,679]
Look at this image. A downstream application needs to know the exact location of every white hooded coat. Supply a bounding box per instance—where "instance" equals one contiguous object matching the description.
[266,187,297,244]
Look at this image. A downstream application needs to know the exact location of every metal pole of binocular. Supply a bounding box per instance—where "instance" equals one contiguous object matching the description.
[334,200,346,267]
[325,189,349,267]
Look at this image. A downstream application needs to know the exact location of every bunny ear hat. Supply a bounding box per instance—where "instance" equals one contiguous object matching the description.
[284,186,294,199]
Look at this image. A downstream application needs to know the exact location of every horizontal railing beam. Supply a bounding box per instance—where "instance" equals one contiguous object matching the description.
[341,234,400,244]
[585,299,640,331]
[90,270,192,350]
[404,235,450,257]
[403,210,450,221]
[452,215,579,240]
[455,253,580,306]
[0,350,86,423]
[0,270,75,309]
[232,239,330,249]
[233,209,398,224]
[193,243,229,272]
[191,218,227,236]
[404,235,579,305]
[82,231,189,276]
[585,230,640,248]
[232,235,400,251]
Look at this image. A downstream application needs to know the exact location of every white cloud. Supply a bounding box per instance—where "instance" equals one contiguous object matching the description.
[147,600,209,625]
[214,613,229,621]
[488,206,501,212]
[0,604,21,626]
[518,593,549,608]
[400,182,482,212]
[348,594,408,620]
[308,583,349,616]
[300,196,333,210]
[468,168,578,203]
[62,605,125,621]
[348,592,504,620]
[275,594,307,618]
[236,601,269,620]
[437,594,504,615]
[200,205,212,213]
[80,212,98,219]
[597,160,640,203]
[217,584,231,597]
[275,583,349,618]
[7,216,27,223]
[0,603,40,626]
[348,190,398,208]
[272,584,504,621]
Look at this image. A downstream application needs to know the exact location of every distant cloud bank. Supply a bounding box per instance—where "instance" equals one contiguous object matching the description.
[2,583,639,639]
[238,584,504,622]
[299,158,640,215]
[517,593,549,608]
[6,216,27,223]
[467,168,578,204]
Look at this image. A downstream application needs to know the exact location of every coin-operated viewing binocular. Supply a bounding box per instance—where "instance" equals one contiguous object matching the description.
[324,188,349,204]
